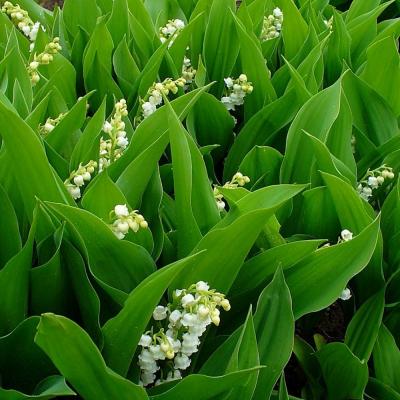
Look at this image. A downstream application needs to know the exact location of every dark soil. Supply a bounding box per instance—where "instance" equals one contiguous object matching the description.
[39,0,63,9]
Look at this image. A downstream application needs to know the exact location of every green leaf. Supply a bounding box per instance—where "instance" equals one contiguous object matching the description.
[345,289,385,362]
[232,239,323,298]
[35,314,149,400]
[102,252,204,377]
[0,184,21,269]
[286,215,380,319]
[276,0,308,60]
[360,36,400,117]
[252,267,294,400]
[63,0,100,37]
[373,324,400,392]
[0,215,36,335]
[366,378,400,400]
[316,343,369,400]
[148,368,261,399]
[173,184,305,293]
[0,317,60,396]
[45,202,155,305]
[203,0,239,96]
[106,0,129,46]
[0,100,72,219]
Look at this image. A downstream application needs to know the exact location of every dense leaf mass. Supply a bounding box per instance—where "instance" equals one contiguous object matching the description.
[0,0,399,399]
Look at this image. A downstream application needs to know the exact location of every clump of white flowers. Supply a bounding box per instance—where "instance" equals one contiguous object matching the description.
[1,1,41,43]
[99,99,129,172]
[221,74,253,112]
[159,19,185,47]
[260,7,283,41]
[357,165,395,201]
[39,113,65,137]
[182,57,196,86]
[138,281,231,387]
[64,160,97,200]
[27,37,62,85]
[214,172,251,211]
[109,204,148,240]
[138,77,186,123]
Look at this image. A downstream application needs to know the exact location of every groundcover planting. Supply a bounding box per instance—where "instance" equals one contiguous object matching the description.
[0,0,399,398]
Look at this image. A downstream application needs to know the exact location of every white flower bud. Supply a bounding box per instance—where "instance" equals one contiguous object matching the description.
[73,175,84,187]
[340,229,353,242]
[139,334,152,347]
[103,121,112,133]
[339,287,352,301]
[220,299,231,311]
[181,294,196,308]
[196,281,209,291]
[114,204,129,217]
[117,221,129,234]
[153,305,168,321]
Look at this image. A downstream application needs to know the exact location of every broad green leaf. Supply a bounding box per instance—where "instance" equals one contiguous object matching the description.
[252,267,294,399]
[232,239,323,298]
[322,172,385,299]
[35,314,149,400]
[0,184,21,269]
[276,0,308,60]
[148,368,261,399]
[366,378,400,400]
[281,79,341,183]
[106,0,129,46]
[286,215,380,319]
[63,0,100,37]
[0,317,58,395]
[0,100,72,218]
[102,252,204,377]
[45,202,155,305]
[203,0,239,97]
[0,215,36,335]
[373,324,400,392]
[0,375,75,399]
[345,289,385,362]
[316,343,369,400]
[173,184,304,292]
[360,36,400,117]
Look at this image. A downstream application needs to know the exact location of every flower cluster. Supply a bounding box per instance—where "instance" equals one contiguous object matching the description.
[110,204,148,240]
[214,172,251,211]
[27,37,62,85]
[260,7,283,41]
[338,229,353,300]
[64,161,97,200]
[357,165,395,201]
[99,99,129,172]
[39,113,65,137]
[159,19,185,47]
[1,1,40,43]
[139,77,186,122]
[182,56,196,86]
[138,281,230,387]
[221,74,253,112]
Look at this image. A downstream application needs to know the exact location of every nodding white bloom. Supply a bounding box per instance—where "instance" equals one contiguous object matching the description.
[182,57,196,87]
[214,172,251,212]
[27,37,62,85]
[260,7,283,41]
[64,160,97,200]
[339,287,352,301]
[159,19,185,47]
[138,282,230,387]
[39,112,65,137]
[221,74,253,112]
[324,16,333,30]
[340,229,353,242]
[109,204,148,240]
[99,99,129,172]
[357,165,395,202]
[137,77,187,124]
